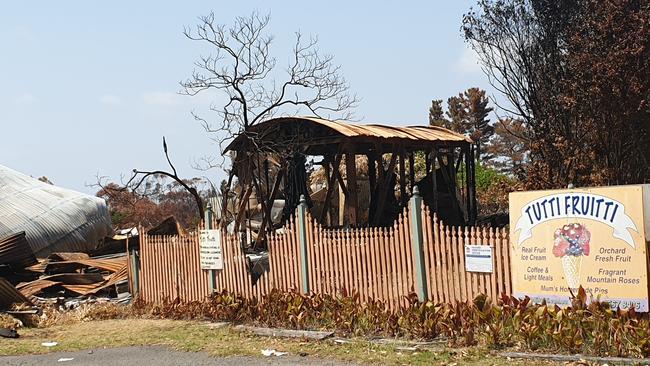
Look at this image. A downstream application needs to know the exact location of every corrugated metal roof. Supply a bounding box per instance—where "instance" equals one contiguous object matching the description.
[299,117,472,142]
[0,165,113,257]
[225,116,472,152]
[0,232,37,270]
[0,277,32,310]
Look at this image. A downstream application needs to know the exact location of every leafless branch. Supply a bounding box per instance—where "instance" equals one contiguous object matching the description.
[181,11,358,167]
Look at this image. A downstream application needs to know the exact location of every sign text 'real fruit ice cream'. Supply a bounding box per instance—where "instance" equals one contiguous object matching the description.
[509,185,650,311]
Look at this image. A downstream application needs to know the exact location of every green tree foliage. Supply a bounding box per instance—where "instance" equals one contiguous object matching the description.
[463,0,650,188]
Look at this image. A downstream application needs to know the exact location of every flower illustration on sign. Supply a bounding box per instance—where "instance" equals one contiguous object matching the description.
[552,223,591,288]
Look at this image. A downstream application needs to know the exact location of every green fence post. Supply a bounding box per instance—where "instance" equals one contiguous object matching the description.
[297,194,310,294]
[410,186,428,302]
[204,201,216,293]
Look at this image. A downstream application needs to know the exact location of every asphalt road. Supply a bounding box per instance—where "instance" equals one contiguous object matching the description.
[0,346,356,366]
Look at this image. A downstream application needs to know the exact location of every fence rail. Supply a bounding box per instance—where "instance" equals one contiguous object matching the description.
[134,196,511,309]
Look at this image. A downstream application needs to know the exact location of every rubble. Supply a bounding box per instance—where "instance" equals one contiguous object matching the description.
[0,231,132,315]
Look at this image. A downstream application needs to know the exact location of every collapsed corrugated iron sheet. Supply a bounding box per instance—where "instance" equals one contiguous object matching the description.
[48,253,90,261]
[16,279,60,298]
[0,277,32,310]
[0,232,37,270]
[148,216,188,236]
[225,116,473,152]
[0,164,113,257]
[62,265,128,295]
[16,255,128,297]
[45,257,127,274]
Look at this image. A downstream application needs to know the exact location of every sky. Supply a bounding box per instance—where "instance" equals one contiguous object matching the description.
[0,1,493,194]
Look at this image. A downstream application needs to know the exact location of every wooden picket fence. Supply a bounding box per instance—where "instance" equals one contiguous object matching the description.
[134,203,511,310]
[138,233,210,303]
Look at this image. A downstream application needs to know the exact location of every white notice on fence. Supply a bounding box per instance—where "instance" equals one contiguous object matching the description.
[464,245,493,273]
[199,229,223,270]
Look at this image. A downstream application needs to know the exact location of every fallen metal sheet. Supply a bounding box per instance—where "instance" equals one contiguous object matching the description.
[16,273,106,298]
[17,279,62,297]
[18,264,128,297]
[0,328,19,338]
[148,216,188,236]
[0,232,37,270]
[47,253,90,261]
[38,273,105,284]
[0,277,32,310]
[59,265,127,296]
[44,256,127,274]
[24,259,49,273]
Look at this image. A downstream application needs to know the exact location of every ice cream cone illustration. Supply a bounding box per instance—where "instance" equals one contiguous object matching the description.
[561,255,582,288]
[553,223,590,289]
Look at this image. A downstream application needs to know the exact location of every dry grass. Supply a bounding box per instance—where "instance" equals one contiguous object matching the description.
[0,318,560,366]
[2,303,133,329]
[0,313,21,329]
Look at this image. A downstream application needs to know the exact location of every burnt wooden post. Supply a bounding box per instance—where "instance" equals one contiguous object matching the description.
[469,145,477,224]
[408,152,415,192]
[367,152,377,221]
[431,148,438,213]
[297,194,310,294]
[399,149,407,206]
[410,186,427,301]
[464,146,471,224]
[344,151,358,226]
[323,159,332,226]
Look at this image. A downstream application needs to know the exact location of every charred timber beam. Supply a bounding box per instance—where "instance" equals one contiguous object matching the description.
[344,151,358,226]
[408,152,415,193]
[431,148,438,213]
[371,151,398,225]
[436,154,463,221]
[220,170,235,229]
[319,155,342,223]
[257,163,286,243]
[234,185,253,232]
[399,149,407,206]
[470,145,477,224]
[367,152,377,221]
[464,147,471,224]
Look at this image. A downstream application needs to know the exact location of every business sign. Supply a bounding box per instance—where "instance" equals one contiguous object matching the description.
[465,245,493,273]
[509,185,650,311]
[199,229,223,270]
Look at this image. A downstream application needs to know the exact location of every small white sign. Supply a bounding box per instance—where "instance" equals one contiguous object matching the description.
[465,244,493,273]
[199,229,223,270]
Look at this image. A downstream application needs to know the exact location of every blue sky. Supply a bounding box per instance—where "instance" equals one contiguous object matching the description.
[0,1,492,194]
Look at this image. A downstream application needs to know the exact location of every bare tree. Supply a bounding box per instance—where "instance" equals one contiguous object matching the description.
[95,137,206,223]
[181,12,358,163]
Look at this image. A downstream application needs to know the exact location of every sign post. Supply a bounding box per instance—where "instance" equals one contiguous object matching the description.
[509,185,650,311]
[201,202,220,293]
